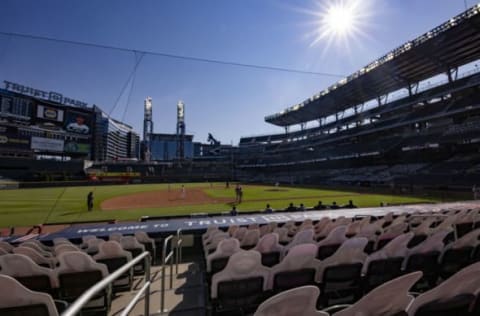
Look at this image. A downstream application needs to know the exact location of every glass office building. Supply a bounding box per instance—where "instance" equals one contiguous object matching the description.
[93,107,140,161]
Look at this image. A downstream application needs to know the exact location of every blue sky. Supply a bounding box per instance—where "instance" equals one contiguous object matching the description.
[0,0,475,144]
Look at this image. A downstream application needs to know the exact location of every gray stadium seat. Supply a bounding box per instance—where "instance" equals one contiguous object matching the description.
[56,251,111,314]
[254,286,328,316]
[0,274,59,316]
[93,241,133,292]
[0,254,58,295]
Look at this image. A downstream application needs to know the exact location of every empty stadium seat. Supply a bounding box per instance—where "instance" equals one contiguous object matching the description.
[120,236,146,274]
[133,231,156,261]
[248,223,260,230]
[109,233,123,242]
[206,238,241,274]
[13,247,57,269]
[333,272,422,316]
[52,238,71,246]
[93,241,133,291]
[438,247,473,280]
[20,242,53,258]
[317,238,368,307]
[356,221,384,254]
[24,240,52,253]
[376,223,408,250]
[54,244,79,256]
[204,232,230,255]
[259,224,271,237]
[254,286,328,316]
[362,233,413,292]
[202,226,219,242]
[84,238,105,256]
[404,230,451,289]
[240,229,260,250]
[283,229,316,254]
[273,227,291,245]
[314,218,331,236]
[0,241,14,253]
[225,225,237,237]
[364,258,405,294]
[0,254,58,295]
[253,233,284,267]
[317,226,347,260]
[0,274,61,316]
[81,235,97,244]
[211,250,270,315]
[56,251,111,314]
[407,262,480,316]
[316,218,351,242]
[438,228,480,279]
[268,244,319,293]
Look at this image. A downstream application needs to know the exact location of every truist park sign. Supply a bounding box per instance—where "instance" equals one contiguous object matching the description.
[4,81,88,108]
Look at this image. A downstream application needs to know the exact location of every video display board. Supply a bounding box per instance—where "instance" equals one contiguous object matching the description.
[0,91,94,156]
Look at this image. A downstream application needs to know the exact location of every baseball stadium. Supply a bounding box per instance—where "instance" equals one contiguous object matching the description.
[1,2,480,316]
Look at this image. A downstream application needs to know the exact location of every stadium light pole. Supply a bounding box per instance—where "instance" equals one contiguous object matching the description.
[230,141,235,181]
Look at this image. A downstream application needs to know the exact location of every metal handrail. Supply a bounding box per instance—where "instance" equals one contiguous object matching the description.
[160,235,174,313]
[176,228,183,274]
[120,281,150,316]
[61,251,151,316]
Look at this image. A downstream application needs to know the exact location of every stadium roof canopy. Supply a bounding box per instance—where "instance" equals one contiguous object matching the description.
[265,4,480,127]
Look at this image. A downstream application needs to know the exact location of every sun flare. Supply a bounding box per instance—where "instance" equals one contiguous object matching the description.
[305,0,375,52]
[324,3,356,36]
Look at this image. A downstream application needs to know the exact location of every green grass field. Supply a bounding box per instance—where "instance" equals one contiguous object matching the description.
[0,182,451,228]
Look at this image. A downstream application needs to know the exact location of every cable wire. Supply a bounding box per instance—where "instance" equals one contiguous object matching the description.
[0,30,346,78]
[109,51,144,116]
[121,52,141,122]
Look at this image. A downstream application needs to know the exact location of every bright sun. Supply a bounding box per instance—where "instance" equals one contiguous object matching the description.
[307,0,373,50]
[324,4,355,36]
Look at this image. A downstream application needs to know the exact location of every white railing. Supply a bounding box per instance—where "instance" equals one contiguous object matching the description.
[160,235,174,313]
[62,251,152,316]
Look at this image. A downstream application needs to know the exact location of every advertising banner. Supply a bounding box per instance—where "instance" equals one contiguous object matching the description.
[31,136,64,152]
[0,130,30,149]
[64,111,91,135]
[64,141,91,154]
[37,104,64,122]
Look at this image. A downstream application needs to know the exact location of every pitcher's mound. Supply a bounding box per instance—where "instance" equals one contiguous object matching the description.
[101,188,230,210]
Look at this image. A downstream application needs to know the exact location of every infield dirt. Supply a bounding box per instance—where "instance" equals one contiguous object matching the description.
[101,187,233,210]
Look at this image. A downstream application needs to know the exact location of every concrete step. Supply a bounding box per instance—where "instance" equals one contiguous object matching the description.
[109,262,206,316]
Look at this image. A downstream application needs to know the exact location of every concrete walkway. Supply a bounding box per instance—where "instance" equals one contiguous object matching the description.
[109,261,206,316]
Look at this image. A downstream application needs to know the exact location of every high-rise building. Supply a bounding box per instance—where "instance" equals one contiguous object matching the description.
[150,133,193,161]
[93,107,139,161]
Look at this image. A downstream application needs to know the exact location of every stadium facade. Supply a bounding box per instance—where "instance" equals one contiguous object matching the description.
[0,81,141,181]
[0,83,95,160]
[236,5,480,190]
